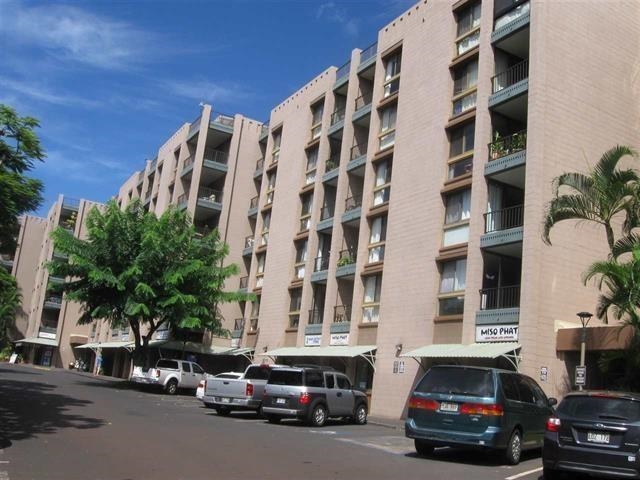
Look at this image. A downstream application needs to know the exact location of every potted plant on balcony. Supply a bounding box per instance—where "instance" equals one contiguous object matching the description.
[511,131,526,152]
[490,132,506,160]
[337,255,353,267]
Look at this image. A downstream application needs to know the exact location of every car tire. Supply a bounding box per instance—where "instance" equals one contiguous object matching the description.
[353,403,368,425]
[505,429,522,465]
[266,415,281,424]
[543,467,561,480]
[165,379,178,395]
[414,440,435,456]
[308,403,327,427]
[215,406,231,416]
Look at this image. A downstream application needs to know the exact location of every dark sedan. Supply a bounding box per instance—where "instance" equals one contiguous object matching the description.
[543,390,640,479]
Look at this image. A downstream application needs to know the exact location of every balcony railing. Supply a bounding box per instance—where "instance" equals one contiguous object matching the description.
[359,42,377,64]
[203,148,229,165]
[495,1,530,30]
[336,61,351,82]
[255,158,264,171]
[239,276,249,289]
[308,309,324,325]
[489,130,527,160]
[211,112,234,127]
[330,108,346,126]
[484,205,524,233]
[177,193,188,205]
[244,236,255,248]
[45,296,62,305]
[350,143,368,160]
[314,256,330,272]
[354,93,373,111]
[479,285,521,310]
[195,225,214,237]
[62,197,80,210]
[325,155,340,172]
[249,196,259,209]
[491,59,529,94]
[333,305,352,323]
[338,249,356,266]
[198,187,222,203]
[345,196,361,211]
[234,318,245,331]
[183,156,195,170]
[320,206,334,221]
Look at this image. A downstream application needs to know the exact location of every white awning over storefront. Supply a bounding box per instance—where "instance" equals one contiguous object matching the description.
[261,345,377,370]
[401,343,521,370]
[14,337,59,347]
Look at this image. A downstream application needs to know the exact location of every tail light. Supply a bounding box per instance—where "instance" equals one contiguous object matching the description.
[460,403,504,416]
[408,396,439,411]
[155,370,160,378]
[299,392,312,405]
[546,417,561,432]
[245,383,254,396]
[198,380,205,388]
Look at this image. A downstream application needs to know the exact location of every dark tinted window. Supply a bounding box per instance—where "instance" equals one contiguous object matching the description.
[525,377,548,406]
[325,374,335,389]
[305,370,324,388]
[558,396,640,422]
[181,362,191,373]
[268,370,303,386]
[336,375,351,390]
[500,373,520,401]
[192,364,204,374]
[215,373,240,379]
[515,376,536,404]
[415,367,494,397]
[156,360,179,370]
[245,365,272,380]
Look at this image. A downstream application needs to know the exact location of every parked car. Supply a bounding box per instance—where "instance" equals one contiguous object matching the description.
[405,365,557,465]
[261,365,368,427]
[131,359,206,395]
[202,364,284,415]
[543,390,640,479]
[197,372,243,401]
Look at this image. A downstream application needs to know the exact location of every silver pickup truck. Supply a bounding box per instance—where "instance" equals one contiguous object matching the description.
[202,363,283,415]
[131,359,206,394]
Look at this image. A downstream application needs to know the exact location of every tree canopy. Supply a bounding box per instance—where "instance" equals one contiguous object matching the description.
[0,268,21,349]
[49,200,253,363]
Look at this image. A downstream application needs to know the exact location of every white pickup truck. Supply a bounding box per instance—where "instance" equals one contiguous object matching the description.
[202,363,283,416]
[131,359,206,395]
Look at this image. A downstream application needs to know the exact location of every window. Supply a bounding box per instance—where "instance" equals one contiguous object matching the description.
[192,364,204,374]
[256,254,265,287]
[306,148,318,185]
[266,172,276,205]
[368,216,387,263]
[438,258,466,315]
[261,212,271,246]
[156,360,179,370]
[182,362,191,373]
[294,240,307,279]
[373,160,392,206]
[379,105,397,150]
[289,289,302,328]
[453,60,478,95]
[453,91,477,116]
[336,375,351,390]
[445,189,471,225]
[456,2,481,37]
[325,373,335,389]
[300,193,313,231]
[449,122,475,158]
[383,53,401,98]
[362,274,382,323]
[272,131,281,164]
[310,102,324,140]
[305,370,325,388]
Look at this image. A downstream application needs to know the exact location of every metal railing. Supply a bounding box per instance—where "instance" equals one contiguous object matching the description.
[325,154,340,172]
[330,108,346,125]
[195,224,214,237]
[211,112,234,127]
[244,236,255,248]
[308,309,324,325]
[350,143,367,160]
[183,156,194,169]
[314,256,330,272]
[320,206,334,220]
[204,148,229,164]
[345,196,361,211]
[491,59,529,94]
[260,124,269,136]
[249,196,259,209]
[177,193,188,205]
[333,305,352,323]
[197,187,222,203]
[484,205,524,233]
[255,157,264,171]
[336,61,351,81]
[45,296,62,305]
[359,42,377,64]
[233,318,245,331]
[488,130,527,160]
[479,285,521,310]
[62,197,80,210]
[338,249,356,265]
[354,93,373,111]
[239,276,249,289]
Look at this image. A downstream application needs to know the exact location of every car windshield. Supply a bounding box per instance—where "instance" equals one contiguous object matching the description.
[558,395,640,422]
[415,367,494,397]
[268,370,303,386]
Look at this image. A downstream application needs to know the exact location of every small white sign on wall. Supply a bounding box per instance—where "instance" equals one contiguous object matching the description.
[330,333,349,346]
[304,335,321,347]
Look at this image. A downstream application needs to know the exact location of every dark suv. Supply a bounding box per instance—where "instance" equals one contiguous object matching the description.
[543,391,640,479]
[261,366,368,427]
[405,365,557,465]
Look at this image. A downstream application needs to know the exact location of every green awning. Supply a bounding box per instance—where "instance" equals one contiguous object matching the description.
[14,337,59,347]
[401,343,521,369]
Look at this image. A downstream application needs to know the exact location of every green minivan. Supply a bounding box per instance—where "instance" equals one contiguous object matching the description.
[405,365,557,464]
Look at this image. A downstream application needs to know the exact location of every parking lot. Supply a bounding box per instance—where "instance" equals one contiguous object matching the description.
[0,364,562,480]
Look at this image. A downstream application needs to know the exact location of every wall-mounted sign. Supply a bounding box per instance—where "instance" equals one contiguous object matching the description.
[304,335,321,347]
[475,324,519,343]
[575,365,586,386]
[330,333,349,346]
[540,366,548,382]
[231,338,240,348]
[38,331,56,340]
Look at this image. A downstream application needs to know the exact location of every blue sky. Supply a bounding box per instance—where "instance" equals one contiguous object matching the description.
[0,0,415,216]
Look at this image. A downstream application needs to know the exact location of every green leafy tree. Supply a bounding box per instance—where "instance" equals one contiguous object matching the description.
[0,105,45,255]
[48,200,253,365]
[542,145,638,251]
[0,268,22,348]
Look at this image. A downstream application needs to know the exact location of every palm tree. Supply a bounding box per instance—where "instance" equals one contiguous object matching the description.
[542,145,638,251]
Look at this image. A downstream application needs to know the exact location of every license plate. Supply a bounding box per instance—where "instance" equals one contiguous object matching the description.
[439,402,459,413]
[219,397,231,404]
[587,432,610,444]
[276,398,286,405]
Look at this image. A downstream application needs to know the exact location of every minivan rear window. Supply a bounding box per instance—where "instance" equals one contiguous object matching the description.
[558,395,640,422]
[268,370,303,386]
[415,367,494,397]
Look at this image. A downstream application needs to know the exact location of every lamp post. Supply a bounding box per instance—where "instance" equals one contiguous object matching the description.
[577,311,593,390]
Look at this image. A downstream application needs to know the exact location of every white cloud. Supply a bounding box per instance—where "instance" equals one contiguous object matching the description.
[0,76,102,108]
[0,3,156,70]
[316,2,359,36]
[37,150,130,184]
[163,79,253,104]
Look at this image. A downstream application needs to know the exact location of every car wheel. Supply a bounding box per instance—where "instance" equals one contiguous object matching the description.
[505,429,522,465]
[165,379,178,395]
[266,415,281,424]
[353,404,368,425]
[215,406,231,416]
[543,467,561,480]
[414,440,434,456]
[308,404,327,427]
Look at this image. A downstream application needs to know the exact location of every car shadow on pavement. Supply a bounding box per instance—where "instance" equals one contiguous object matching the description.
[0,378,106,449]
[405,446,541,467]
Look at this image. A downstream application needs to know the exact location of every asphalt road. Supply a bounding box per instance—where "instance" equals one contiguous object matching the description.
[0,364,553,480]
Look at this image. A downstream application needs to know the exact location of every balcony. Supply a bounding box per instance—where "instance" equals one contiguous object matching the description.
[347,144,367,175]
[336,250,357,279]
[242,236,254,257]
[492,1,530,48]
[322,155,340,185]
[232,318,245,339]
[485,130,527,187]
[330,305,351,334]
[317,207,334,232]
[259,124,269,144]
[1,253,14,271]
[254,157,264,178]
[342,196,362,226]
[210,112,234,134]
[311,256,330,283]
[239,276,249,292]
[334,60,350,90]
[353,93,373,126]
[196,187,222,217]
[489,59,529,110]
[481,205,524,254]
[358,42,377,73]
[248,196,259,217]
[476,285,521,325]
[44,296,62,310]
[177,193,188,210]
[136,171,144,187]
[328,108,345,138]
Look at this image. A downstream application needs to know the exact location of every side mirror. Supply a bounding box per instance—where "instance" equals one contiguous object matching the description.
[548,397,558,407]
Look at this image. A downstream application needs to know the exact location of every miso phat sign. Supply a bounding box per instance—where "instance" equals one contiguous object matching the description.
[330,333,349,346]
[476,324,519,342]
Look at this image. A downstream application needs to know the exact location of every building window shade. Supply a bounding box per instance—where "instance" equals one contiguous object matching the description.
[440,259,467,293]
[445,189,471,225]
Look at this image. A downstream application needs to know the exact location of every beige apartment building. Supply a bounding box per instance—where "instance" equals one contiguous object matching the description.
[8,0,640,419]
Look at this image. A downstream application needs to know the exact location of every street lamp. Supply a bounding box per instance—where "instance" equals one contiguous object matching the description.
[577,311,593,390]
